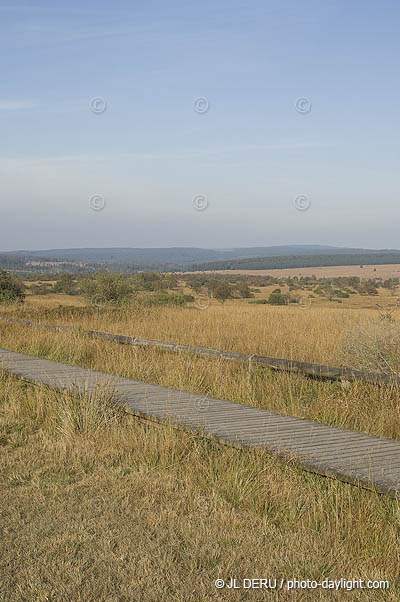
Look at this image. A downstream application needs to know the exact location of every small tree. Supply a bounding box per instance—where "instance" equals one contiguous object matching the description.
[236,283,252,298]
[214,283,232,304]
[0,269,25,303]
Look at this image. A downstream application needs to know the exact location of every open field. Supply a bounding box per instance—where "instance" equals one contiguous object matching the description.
[248,285,399,310]
[5,282,400,362]
[1,294,400,439]
[1,283,399,600]
[20,285,400,311]
[0,371,399,601]
[23,292,86,308]
[207,264,400,279]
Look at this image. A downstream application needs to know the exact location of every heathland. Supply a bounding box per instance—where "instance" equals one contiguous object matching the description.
[0,268,399,600]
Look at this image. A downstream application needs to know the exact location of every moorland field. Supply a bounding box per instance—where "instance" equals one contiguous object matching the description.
[0,269,399,600]
[211,264,400,280]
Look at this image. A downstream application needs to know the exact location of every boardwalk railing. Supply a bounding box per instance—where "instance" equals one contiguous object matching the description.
[0,315,399,386]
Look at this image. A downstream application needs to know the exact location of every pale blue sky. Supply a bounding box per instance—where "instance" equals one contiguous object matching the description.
[1,0,399,250]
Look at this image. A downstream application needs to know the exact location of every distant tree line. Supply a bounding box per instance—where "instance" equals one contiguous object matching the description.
[190,253,400,271]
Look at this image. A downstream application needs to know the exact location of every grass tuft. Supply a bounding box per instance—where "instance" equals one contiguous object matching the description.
[340,319,400,375]
[54,387,125,439]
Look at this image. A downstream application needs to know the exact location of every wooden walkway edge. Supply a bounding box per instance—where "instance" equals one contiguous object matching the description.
[1,316,399,386]
[0,348,399,499]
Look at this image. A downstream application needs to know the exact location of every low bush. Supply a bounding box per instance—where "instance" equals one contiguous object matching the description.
[134,292,186,307]
[30,283,53,295]
[267,292,289,305]
[0,269,25,304]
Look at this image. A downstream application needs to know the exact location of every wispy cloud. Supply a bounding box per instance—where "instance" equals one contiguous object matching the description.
[0,142,318,169]
[0,99,37,110]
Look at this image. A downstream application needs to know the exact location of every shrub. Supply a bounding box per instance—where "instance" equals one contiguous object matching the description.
[234,283,252,298]
[0,269,25,303]
[359,281,378,296]
[267,292,288,305]
[332,289,350,298]
[80,271,133,305]
[52,274,78,295]
[30,283,53,295]
[134,292,186,307]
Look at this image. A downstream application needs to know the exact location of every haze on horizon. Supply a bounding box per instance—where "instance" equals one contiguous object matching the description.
[1,1,400,252]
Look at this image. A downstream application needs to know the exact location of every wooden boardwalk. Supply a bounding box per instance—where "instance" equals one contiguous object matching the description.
[1,348,399,499]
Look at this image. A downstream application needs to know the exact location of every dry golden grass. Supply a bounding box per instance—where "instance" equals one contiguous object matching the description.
[0,305,400,440]
[216,264,400,279]
[245,284,398,310]
[2,294,398,362]
[24,293,86,308]
[1,296,400,600]
[0,372,399,601]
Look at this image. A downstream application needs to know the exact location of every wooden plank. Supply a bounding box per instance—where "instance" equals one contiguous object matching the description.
[243,436,397,455]
[268,431,398,447]
[263,437,392,454]
[307,445,400,462]
[310,462,400,485]
[0,348,399,499]
[198,417,328,432]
